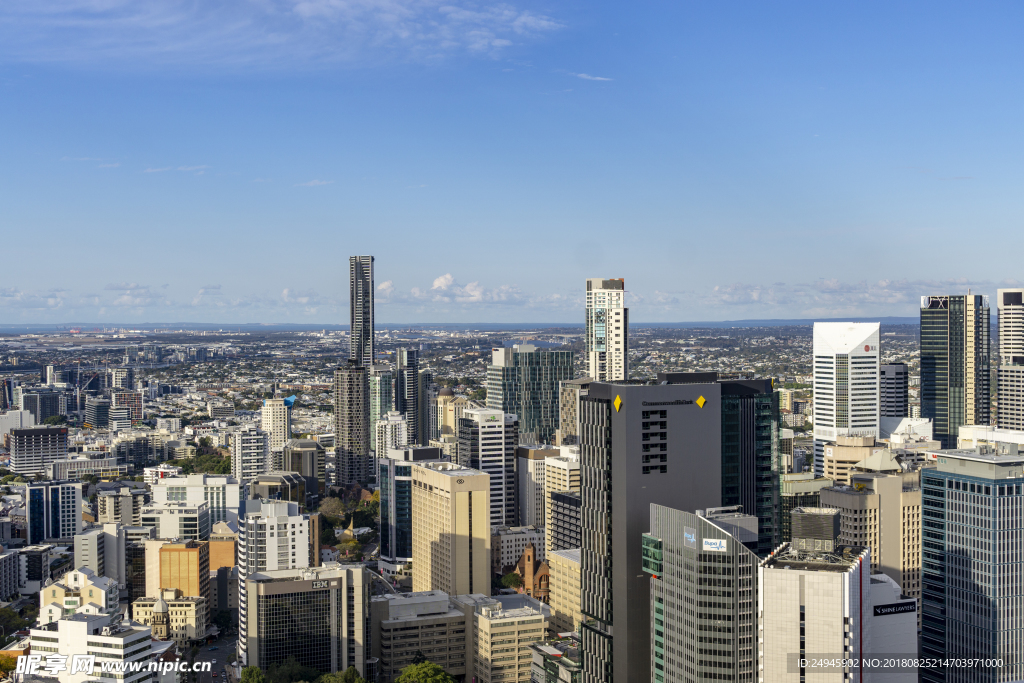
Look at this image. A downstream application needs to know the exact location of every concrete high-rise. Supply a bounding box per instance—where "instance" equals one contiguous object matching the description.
[487,344,574,445]
[997,288,1024,430]
[410,462,491,597]
[334,359,370,486]
[150,473,243,526]
[418,368,437,445]
[376,411,409,456]
[261,398,292,455]
[350,255,375,367]
[821,470,922,611]
[920,444,1024,682]
[25,480,82,543]
[237,499,311,667]
[282,438,327,495]
[881,362,909,417]
[10,425,68,476]
[585,278,628,382]
[368,365,393,452]
[643,504,760,683]
[378,448,446,576]
[557,377,591,446]
[516,445,551,528]
[231,424,270,488]
[812,322,881,475]
[921,294,991,448]
[759,543,917,682]
[457,407,519,526]
[579,374,779,683]
[395,348,420,444]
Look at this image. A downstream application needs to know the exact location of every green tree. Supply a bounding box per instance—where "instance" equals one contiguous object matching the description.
[43,415,67,425]
[0,654,16,673]
[315,667,366,683]
[213,609,233,632]
[411,651,427,665]
[395,661,456,683]
[266,657,320,683]
[241,667,268,683]
[500,572,523,589]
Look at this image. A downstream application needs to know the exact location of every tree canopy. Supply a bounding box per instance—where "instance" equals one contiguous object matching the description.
[395,662,456,683]
[501,572,523,589]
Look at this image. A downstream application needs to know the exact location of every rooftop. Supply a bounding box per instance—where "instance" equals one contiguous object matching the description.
[762,543,869,573]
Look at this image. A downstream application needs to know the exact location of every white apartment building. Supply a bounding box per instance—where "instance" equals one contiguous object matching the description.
[261,398,292,454]
[376,411,410,454]
[139,501,211,541]
[231,424,270,488]
[28,612,156,683]
[150,473,242,526]
[74,523,128,587]
[812,322,881,475]
[237,499,310,667]
[458,407,518,527]
[585,278,629,381]
[143,463,184,485]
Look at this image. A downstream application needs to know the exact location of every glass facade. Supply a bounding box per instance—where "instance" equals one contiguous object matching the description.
[379,460,414,566]
[257,589,338,673]
[486,348,574,444]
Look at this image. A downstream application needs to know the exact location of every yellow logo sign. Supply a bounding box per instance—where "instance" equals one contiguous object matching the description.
[696,396,706,409]
[613,395,623,412]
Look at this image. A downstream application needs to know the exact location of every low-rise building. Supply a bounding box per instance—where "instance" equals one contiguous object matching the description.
[29,611,157,683]
[98,486,151,527]
[370,591,468,682]
[19,544,54,595]
[529,633,582,683]
[143,463,184,485]
[40,566,119,624]
[452,593,550,683]
[133,588,209,647]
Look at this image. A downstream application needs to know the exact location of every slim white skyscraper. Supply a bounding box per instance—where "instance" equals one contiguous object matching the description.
[585,278,628,381]
[350,255,375,367]
[231,424,270,488]
[998,288,1024,430]
[457,407,519,526]
[261,398,291,454]
[812,322,880,476]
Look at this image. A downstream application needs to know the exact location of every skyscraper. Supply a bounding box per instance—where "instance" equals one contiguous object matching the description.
[997,288,1024,430]
[579,373,778,683]
[350,255,375,367]
[410,462,491,597]
[231,424,270,488]
[921,294,991,448]
[881,362,909,417]
[378,447,445,576]
[812,322,881,475]
[334,360,370,486]
[643,504,760,683]
[368,364,393,452]
[920,444,1024,682]
[418,368,438,445]
[457,407,519,526]
[584,278,628,381]
[261,398,292,455]
[487,344,574,444]
[237,499,311,667]
[395,348,420,444]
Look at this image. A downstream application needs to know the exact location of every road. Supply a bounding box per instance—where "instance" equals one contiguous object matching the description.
[185,631,237,683]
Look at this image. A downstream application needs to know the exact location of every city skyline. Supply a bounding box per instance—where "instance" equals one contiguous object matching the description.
[4,3,1024,323]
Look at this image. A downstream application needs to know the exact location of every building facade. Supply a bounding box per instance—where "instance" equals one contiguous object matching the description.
[585,278,628,382]
[140,501,211,541]
[369,365,393,452]
[395,348,420,445]
[369,591,468,682]
[881,362,910,418]
[231,424,270,488]
[26,480,82,543]
[10,425,68,475]
[643,504,760,683]
[150,473,242,526]
[350,255,375,367]
[261,398,292,454]
[548,548,581,634]
[458,408,519,526]
[920,294,991,448]
[516,445,552,528]
[410,462,491,597]
[997,288,1024,430]
[487,344,574,445]
[812,322,881,475]
[334,360,370,486]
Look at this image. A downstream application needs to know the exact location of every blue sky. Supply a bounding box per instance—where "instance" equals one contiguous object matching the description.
[2,1,1023,324]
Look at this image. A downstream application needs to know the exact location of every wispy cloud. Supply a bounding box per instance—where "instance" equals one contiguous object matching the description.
[143,167,171,173]
[295,179,333,186]
[0,1,563,70]
[97,162,120,168]
[177,165,209,172]
[573,73,612,81]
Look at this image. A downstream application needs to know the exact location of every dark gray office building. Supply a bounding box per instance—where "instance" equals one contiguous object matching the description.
[920,294,990,448]
[921,445,1024,683]
[394,349,420,445]
[349,255,374,367]
[881,362,910,418]
[643,504,759,683]
[580,373,779,683]
[549,490,581,552]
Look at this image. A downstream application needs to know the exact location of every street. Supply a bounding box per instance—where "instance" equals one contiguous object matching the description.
[184,631,237,683]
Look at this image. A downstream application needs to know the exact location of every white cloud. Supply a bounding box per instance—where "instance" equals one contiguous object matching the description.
[0,0,563,69]
[573,73,611,81]
[177,165,209,172]
[143,167,171,173]
[295,179,333,186]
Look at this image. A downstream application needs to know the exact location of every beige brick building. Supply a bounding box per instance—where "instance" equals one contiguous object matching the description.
[452,593,549,683]
[411,462,491,597]
[547,548,581,634]
[133,588,209,646]
[821,436,887,484]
